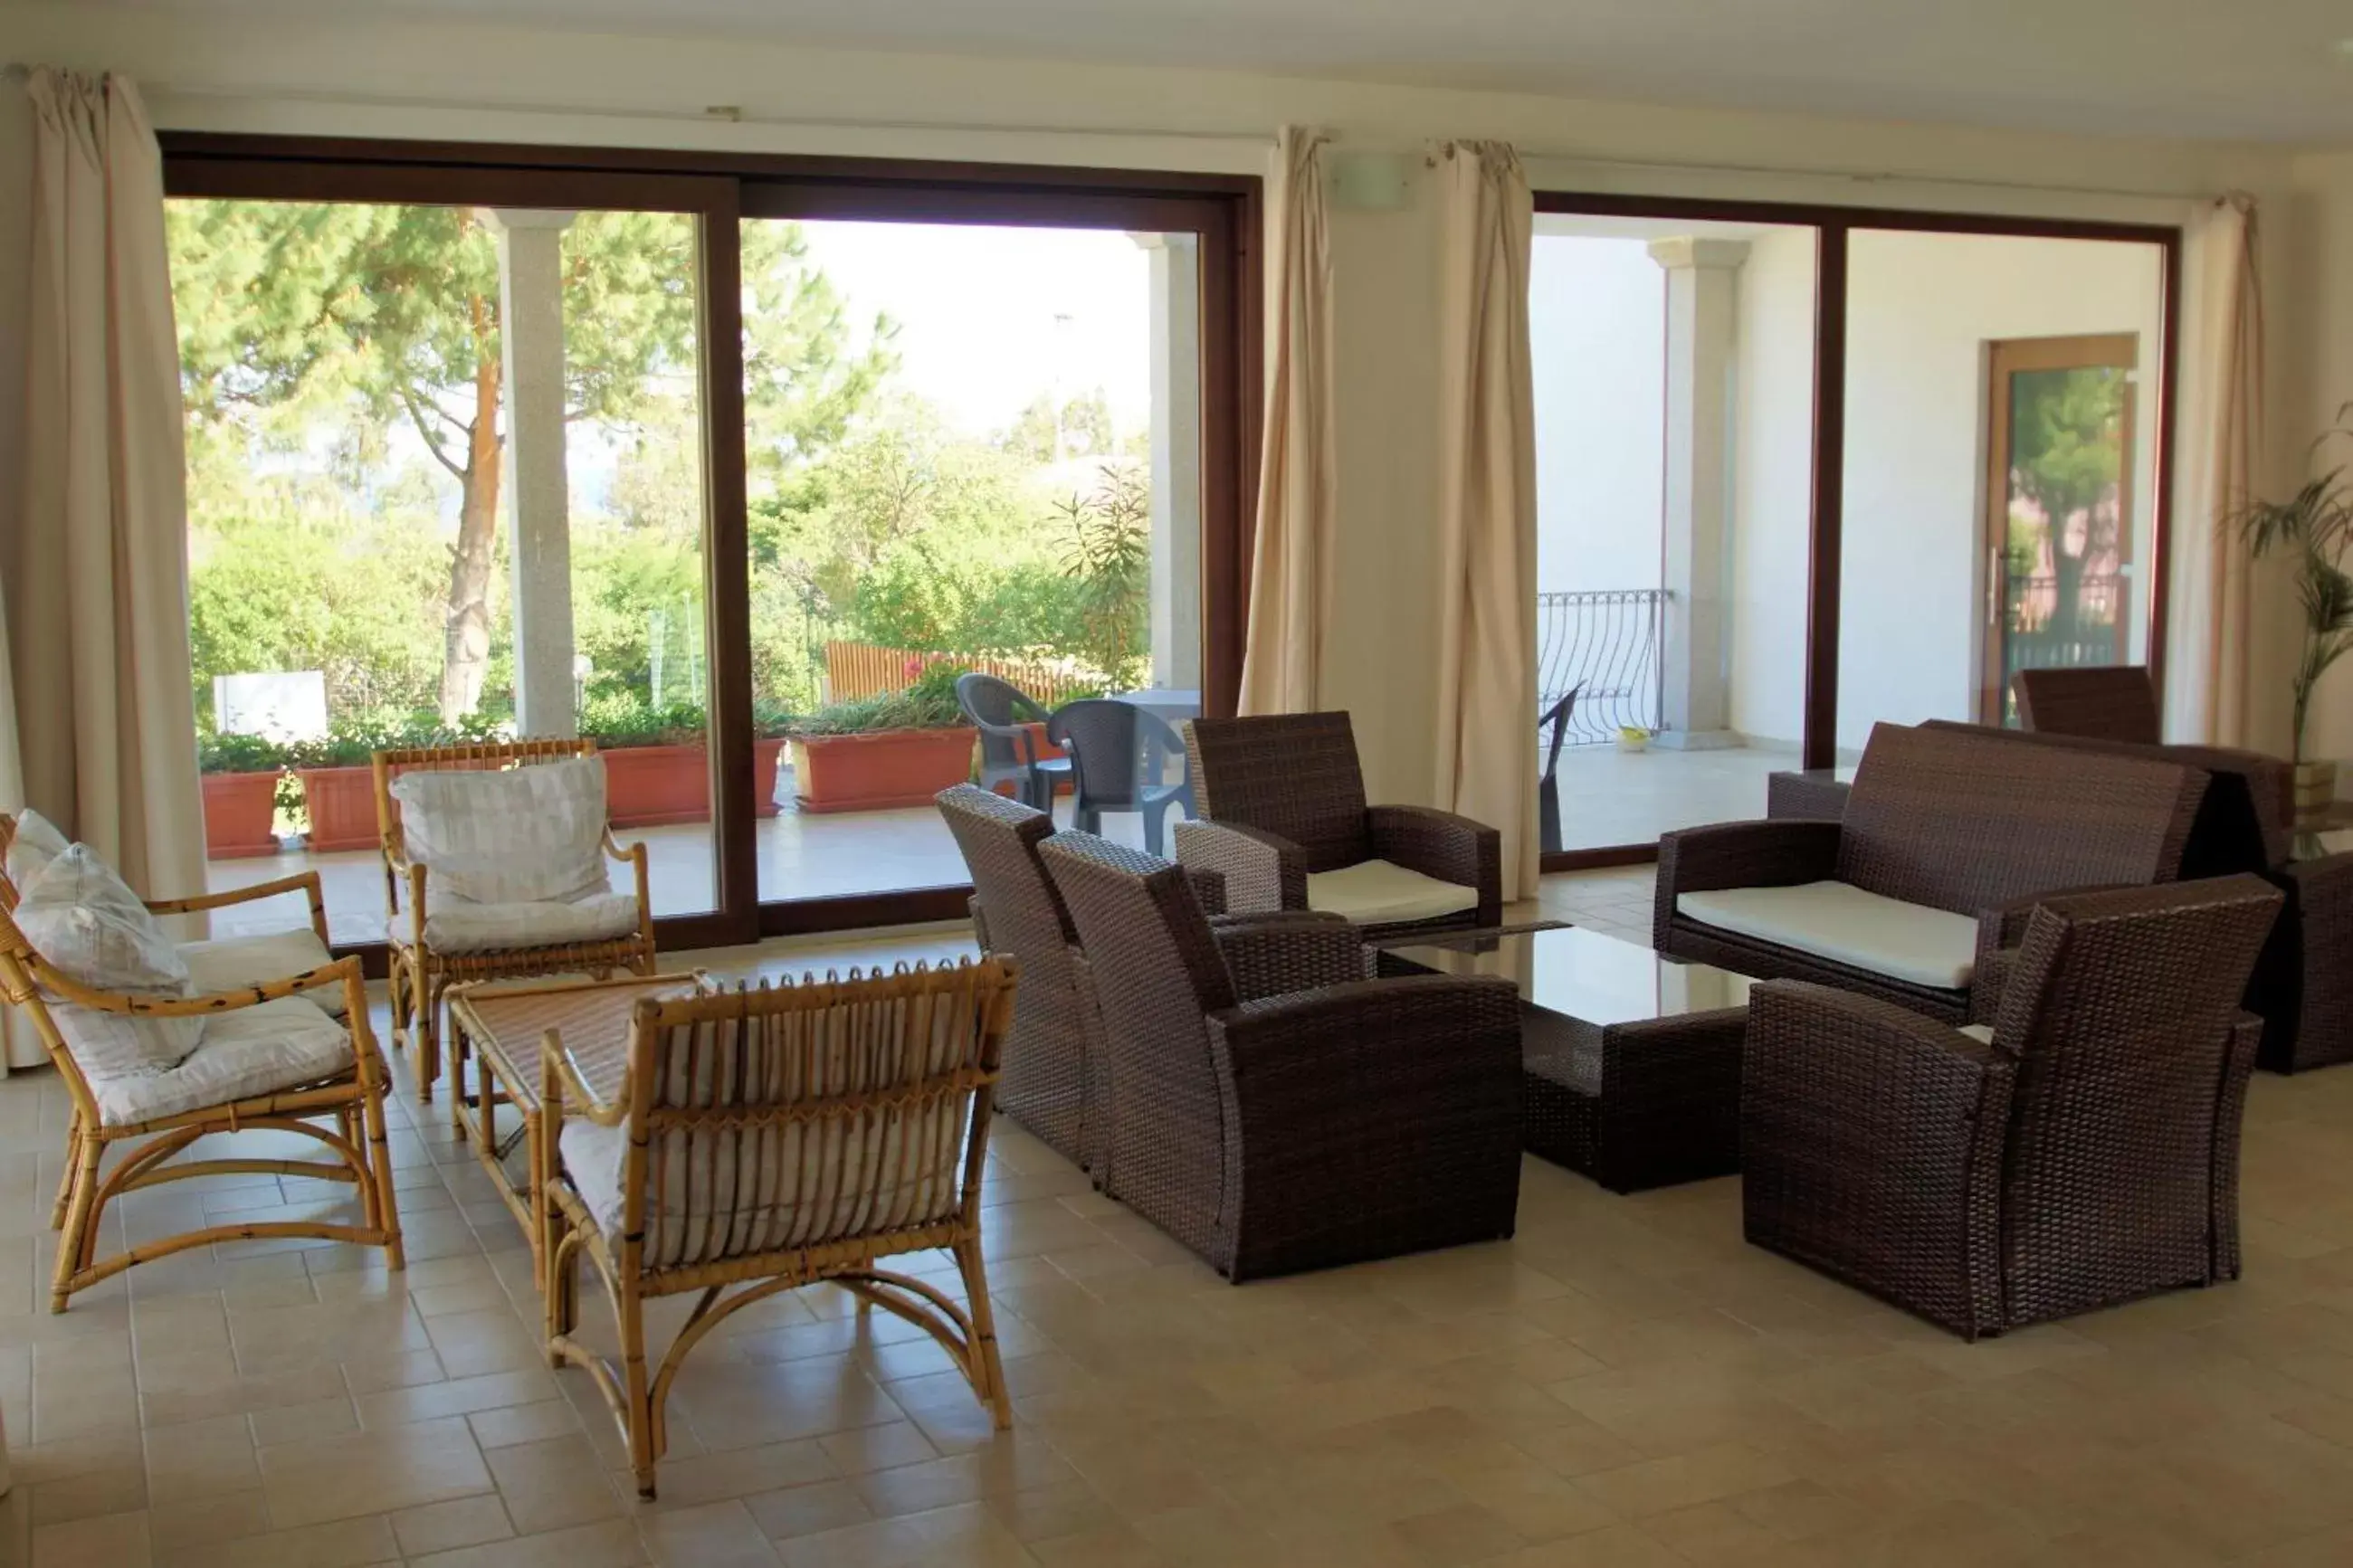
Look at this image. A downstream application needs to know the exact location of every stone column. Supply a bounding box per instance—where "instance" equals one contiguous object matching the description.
[1647,236,1748,749]
[1134,232,1202,697]
[484,208,577,737]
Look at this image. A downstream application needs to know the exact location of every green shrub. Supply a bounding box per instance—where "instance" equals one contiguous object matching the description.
[197,731,290,774]
[791,661,970,736]
[577,694,709,750]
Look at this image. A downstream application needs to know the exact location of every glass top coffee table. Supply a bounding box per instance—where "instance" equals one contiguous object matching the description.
[1377,924,1755,1193]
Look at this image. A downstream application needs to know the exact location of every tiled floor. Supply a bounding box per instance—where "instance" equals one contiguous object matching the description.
[201,746,1785,943]
[14,869,2353,1565]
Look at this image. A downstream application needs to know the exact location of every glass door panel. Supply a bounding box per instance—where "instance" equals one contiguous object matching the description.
[171,198,719,940]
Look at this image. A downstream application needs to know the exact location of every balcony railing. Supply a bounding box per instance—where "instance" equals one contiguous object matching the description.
[1538,589,1667,745]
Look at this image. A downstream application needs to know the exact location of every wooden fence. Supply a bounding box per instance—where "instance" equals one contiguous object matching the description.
[823,641,1094,706]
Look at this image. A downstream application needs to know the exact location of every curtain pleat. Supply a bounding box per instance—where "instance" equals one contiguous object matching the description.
[1237,126,1337,716]
[1432,142,1539,899]
[2183,195,2265,748]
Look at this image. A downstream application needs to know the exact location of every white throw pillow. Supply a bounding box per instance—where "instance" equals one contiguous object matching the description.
[390,756,613,907]
[5,808,71,890]
[14,844,203,1076]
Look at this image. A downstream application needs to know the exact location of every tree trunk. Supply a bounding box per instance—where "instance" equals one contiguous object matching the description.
[439,297,503,723]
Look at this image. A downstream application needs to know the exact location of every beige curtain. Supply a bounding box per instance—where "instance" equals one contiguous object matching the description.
[6,70,205,897]
[2183,194,2266,748]
[1432,141,1539,899]
[1237,126,1338,714]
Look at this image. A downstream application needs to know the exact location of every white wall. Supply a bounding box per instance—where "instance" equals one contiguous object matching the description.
[0,0,2316,801]
[1529,238,1663,594]
[1835,231,2164,750]
[1727,229,1818,749]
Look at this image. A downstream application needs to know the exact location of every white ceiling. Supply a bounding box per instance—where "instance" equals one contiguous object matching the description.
[75,0,2353,145]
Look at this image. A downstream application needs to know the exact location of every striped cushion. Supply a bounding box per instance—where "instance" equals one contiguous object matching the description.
[390,756,611,906]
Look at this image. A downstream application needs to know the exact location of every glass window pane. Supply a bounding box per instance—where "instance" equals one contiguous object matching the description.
[172,198,718,941]
[740,219,1200,903]
[1837,230,2165,747]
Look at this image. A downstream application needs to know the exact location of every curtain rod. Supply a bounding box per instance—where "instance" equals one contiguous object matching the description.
[95,77,2227,204]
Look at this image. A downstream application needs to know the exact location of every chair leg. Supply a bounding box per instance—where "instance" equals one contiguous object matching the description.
[50,1113,83,1231]
[361,1084,405,1272]
[1141,803,1171,858]
[414,976,442,1103]
[50,1135,102,1314]
[620,1283,658,1497]
[953,1235,1014,1430]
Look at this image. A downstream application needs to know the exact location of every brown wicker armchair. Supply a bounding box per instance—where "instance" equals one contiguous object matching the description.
[375,739,656,1103]
[2013,665,2161,744]
[1037,831,1521,1281]
[1655,722,2205,1023]
[1173,711,1500,940]
[1741,876,2282,1339]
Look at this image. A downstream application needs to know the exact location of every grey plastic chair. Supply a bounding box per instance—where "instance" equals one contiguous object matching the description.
[956,672,1072,811]
[1047,699,1194,855]
[1538,685,1582,856]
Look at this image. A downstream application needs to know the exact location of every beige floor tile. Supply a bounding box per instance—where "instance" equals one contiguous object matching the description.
[406,1518,650,1568]
[147,1512,401,1568]
[392,1495,516,1557]
[483,1436,626,1535]
[636,1499,785,1567]
[745,1478,876,1542]
[257,1413,494,1528]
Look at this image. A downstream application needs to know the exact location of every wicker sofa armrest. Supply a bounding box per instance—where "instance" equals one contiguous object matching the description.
[1209,911,1364,1000]
[146,869,328,933]
[2212,1012,2264,1281]
[1174,820,1307,913]
[1366,805,1502,925]
[1186,867,1229,917]
[1204,974,1521,1278]
[1653,820,1842,947]
[1967,882,2144,1021]
[968,895,993,953]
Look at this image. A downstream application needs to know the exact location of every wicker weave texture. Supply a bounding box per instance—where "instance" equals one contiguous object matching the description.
[1038,830,1521,1281]
[1183,713,1372,871]
[1743,876,2282,1339]
[2013,665,2162,745]
[936,785,1099,1170]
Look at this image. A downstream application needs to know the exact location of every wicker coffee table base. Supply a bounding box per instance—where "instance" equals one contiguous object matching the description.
[1524,1008,1747,1194]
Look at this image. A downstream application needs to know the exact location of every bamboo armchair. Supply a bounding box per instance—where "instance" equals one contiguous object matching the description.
[374,739,656,1102]
[0,896,402,1313]
[541,959,1018,1497]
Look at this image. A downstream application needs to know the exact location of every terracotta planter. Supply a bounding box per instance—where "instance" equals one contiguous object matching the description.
[601,743,713,829]
[790,727,977,813]
[298,765,380,853]
[201,772,281,860]
[755,736,787,819]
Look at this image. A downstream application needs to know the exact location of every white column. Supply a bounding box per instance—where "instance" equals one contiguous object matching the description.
[485,208,577,738]
[1134,232,1202,698]
[1647,236,1748,749]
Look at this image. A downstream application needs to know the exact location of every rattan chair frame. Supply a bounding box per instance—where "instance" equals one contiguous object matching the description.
[373,739,657,1104]
[539,959,1018,1498]
[0,826,401,1312]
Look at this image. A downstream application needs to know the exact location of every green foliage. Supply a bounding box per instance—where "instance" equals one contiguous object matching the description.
[2234,409,2353,762]
[577,694,709,750]
[286,708,509,771]
[791,661,971,736]
[1000,388,1116,462]
[1056,462,1152,690]
[196,730,291,775]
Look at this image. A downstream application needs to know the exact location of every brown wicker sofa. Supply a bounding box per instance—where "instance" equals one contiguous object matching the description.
[1654,722,2207,1023]
[1920,718,2353,1073]
[1742,876,2282,1338]
[2013,664,2162,744]
[1038,831,1522,1281]
[1174,712,1500,940]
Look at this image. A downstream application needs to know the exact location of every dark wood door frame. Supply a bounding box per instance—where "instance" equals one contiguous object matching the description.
[160,133,1262,951]
[1532,190,2182,871]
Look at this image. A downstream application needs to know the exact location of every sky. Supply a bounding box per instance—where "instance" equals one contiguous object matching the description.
[783,220,1156,440]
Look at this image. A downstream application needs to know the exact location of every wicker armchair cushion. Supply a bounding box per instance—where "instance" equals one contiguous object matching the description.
[1677,881,1980,990]
[1306,860,1480,927]
[87,996,353,1127]
[4,807,68,887]
[413,887,641,954]
[14,844,203,1074]
[390,756,612,905]
[181,928,345,1018]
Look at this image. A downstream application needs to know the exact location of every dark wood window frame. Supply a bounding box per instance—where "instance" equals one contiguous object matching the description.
[160,132,1262,958]
[1531,192,2183,873]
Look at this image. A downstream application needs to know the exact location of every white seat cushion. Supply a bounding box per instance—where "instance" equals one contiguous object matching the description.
[1676,880,1979,991]
[14,844,202,1076]
[410,889,642,955]
[1959,1023,1996,1044]
[87,997,356,1128]
[1306,860,1480,927]
[180,929,346,1017]
[391,756,612,905]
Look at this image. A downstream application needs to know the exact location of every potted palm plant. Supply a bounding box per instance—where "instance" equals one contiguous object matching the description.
[2236,415,2353,831]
